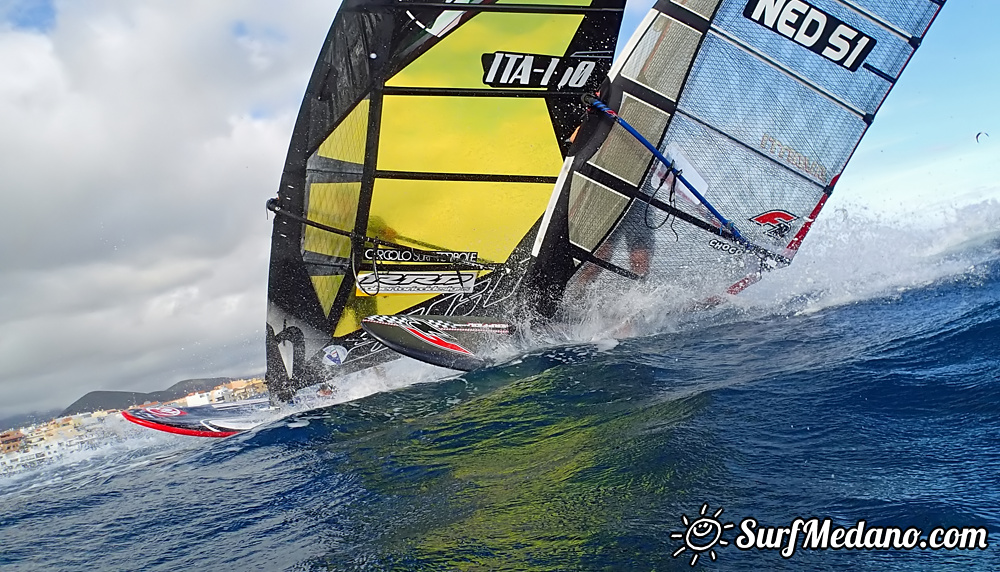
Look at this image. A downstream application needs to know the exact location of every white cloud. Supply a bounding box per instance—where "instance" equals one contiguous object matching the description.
[0,1,334,417]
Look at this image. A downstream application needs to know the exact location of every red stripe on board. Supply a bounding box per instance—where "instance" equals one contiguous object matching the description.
[121,410,239,438]
[403,327,472,354]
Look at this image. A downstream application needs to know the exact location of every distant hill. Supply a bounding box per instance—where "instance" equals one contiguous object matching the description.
[0,409,62,433]
[59,377,242,417]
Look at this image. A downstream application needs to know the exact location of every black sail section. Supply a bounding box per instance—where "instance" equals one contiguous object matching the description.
[527,0,943,311]
[266,0,626,399]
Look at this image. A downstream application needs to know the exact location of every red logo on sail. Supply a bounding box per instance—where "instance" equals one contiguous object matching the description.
[750,210,797,239]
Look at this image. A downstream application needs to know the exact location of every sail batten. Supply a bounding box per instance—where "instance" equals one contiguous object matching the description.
[374,170,559,183]
[386,2,624,14]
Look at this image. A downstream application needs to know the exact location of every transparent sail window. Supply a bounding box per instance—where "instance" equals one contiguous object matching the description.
[567,173,630,252]
[589,94,670,186]
[670,0,721,20]
[621,13,702,101]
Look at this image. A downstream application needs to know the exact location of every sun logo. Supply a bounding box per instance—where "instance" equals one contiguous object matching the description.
[670,503,735,566]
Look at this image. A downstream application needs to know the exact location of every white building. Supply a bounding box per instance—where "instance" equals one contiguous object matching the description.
[210,387,234,403]
[185,392,211,407]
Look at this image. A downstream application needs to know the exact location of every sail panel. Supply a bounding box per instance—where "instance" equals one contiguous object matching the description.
[620,13,702,101]
[367,178,555,262]
[386,12,585,89]
[587,200,756,290]
[377,96,565,176]
[317,98,370,164]
[713,0,933,114]
[649,113,825,248]
[311,275,346,317]
[567,173,630,251]
[589,94,671,186]
[837,0,939,38]
[302,181,362,321]
[303,182,361,259]
[671,0,723,20]
[680,33,867,186]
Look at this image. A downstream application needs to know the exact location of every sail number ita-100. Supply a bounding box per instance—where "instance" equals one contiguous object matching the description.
[482,51,597,89]
[743,0,877,72]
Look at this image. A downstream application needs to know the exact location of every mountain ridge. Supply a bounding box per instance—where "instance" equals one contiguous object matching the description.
[58,377,250,417]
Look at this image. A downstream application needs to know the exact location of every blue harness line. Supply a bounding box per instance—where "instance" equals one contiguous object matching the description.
[584,95,748,246]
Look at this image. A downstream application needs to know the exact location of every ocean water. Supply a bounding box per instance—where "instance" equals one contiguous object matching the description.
[2,203,999,571]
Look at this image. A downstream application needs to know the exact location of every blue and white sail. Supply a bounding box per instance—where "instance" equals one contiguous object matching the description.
[527,0,944,301]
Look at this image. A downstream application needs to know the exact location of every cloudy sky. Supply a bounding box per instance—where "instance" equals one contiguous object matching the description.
[0,0,996,418]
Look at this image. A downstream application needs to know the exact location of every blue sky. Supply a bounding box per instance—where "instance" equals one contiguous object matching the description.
[0,1,995,417]
[835,0,999,216]
[0,0,55,32]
